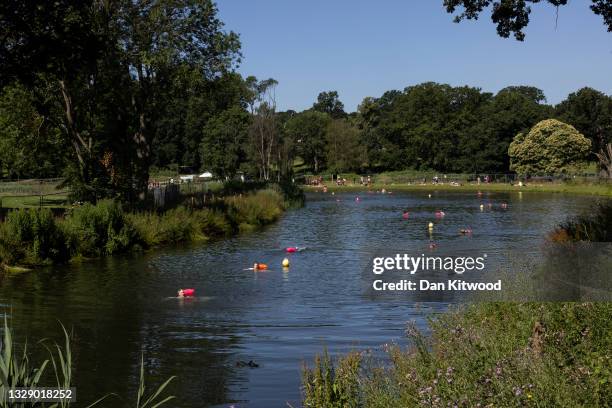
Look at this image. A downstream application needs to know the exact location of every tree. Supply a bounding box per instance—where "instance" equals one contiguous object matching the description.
[556,87,612,154]
[313,91,346,119]
[0,84,67,178]
[246,77,279,180]
[117,0,241,197]
[0,0,241,201]
[326,119,366,173]
[286,111,331,173]
[508,119,592,175]
[595,143,612,178]
[443,0,612,40]
[200,106,251,179]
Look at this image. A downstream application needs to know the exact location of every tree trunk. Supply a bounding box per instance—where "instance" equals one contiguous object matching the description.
[59,79,93,189]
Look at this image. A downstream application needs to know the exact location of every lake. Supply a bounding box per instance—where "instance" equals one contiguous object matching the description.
[0,191,598,407]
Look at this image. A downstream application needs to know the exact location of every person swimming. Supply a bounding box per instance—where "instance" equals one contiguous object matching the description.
[178,288,195,298]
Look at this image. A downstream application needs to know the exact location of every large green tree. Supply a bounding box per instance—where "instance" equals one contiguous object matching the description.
[286,111,331,173]
[556,87,612,154]
[508,119,592,175]
[200,106,251,179]
[0,0,241,201]
[326,119,366,173]
[313,91,346,119]
[0,84,67,178]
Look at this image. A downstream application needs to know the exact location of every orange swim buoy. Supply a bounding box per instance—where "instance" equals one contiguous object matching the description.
[254,263,268,270]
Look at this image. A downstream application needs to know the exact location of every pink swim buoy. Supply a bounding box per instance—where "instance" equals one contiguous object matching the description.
[402,211,410,219]
[183,288,195,296]
[286,247,297,253]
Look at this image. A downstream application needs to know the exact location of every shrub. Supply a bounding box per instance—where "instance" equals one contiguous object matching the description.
[0,208,68,265]
[63,200,137,257]
[302,350,362,408]
[225,189,285,228]
[551,201,612,242]
[192,208,233,237]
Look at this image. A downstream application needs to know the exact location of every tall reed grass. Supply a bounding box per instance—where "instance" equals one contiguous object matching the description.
[0,317,175,407]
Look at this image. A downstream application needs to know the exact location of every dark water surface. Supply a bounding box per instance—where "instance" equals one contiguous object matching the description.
[0,191,599,407]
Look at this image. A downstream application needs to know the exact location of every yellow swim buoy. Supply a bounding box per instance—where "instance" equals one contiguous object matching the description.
[428,222,434,229]
[282,258,290,268]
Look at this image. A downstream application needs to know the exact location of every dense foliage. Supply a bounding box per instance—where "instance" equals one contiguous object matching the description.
[2,2,611,200]
[0,190,287,267]
[509,119,592,175]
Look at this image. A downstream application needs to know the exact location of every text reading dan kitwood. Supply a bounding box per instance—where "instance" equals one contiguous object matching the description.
[371,253,502,292]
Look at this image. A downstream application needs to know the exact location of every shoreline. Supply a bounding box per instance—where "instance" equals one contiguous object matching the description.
[302,182,612,197]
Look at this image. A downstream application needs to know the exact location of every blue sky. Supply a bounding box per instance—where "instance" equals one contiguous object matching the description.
[217,0,611,112]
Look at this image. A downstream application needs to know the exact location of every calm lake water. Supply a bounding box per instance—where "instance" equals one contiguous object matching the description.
[0,191,600,407]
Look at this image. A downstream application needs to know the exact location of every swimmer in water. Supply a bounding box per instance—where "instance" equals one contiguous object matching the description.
[177,288,195,298]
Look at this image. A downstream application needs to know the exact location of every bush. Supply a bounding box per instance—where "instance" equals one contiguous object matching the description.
[192,208,233,237]
[63,200,137,257]
[0,208,68,265]
[550,201,612,242]
[225,189,285,228]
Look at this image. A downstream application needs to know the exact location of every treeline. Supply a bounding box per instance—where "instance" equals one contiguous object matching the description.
[201,83,612,178]
[1,2,611,205]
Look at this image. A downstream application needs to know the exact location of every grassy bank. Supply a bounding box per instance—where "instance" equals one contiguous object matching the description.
[0,187,292,269]
[303,302,611,407]
[303,181,612,197]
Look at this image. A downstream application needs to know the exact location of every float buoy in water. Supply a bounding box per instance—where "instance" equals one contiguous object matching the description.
[428,222,434,230]
[402,211,410,219]
[253,263,268,270]
[479,204,484,211]
[286,247,297,253]
[282,258,290,268]
[428,194,432,198]
[355,197,360,202]
[178,288,195,297]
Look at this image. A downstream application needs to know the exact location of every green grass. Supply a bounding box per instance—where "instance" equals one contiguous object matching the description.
[303,181,612,197]
[0,194,69,208]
